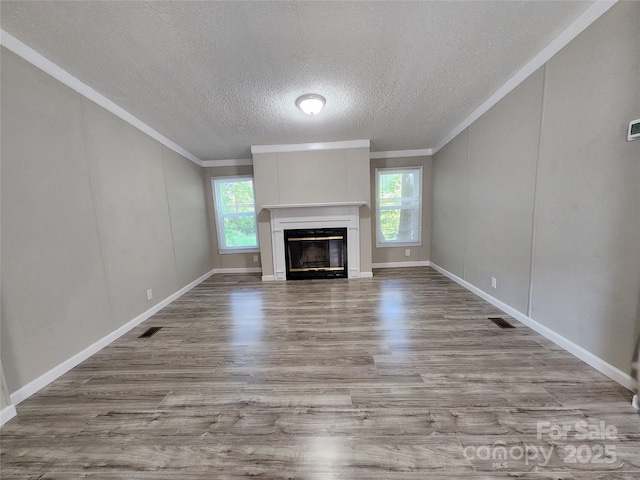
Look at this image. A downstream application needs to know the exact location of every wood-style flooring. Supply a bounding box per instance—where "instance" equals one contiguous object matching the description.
[2,267,639,479]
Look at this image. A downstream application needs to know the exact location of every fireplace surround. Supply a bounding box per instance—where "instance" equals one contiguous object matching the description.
[262,202,366,281]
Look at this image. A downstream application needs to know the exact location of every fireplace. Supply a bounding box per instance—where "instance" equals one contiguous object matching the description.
[262,202,367,281]
[284,228,347,280]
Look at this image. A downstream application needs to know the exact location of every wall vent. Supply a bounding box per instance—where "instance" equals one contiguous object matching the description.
[138,327,162,338]
[488,317,515,329]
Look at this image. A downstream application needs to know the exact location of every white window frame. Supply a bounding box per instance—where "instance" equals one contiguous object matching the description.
[211,176,259,254]
[375,166,422,247]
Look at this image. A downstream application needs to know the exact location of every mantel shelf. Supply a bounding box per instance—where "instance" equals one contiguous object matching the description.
[261,201,367,210]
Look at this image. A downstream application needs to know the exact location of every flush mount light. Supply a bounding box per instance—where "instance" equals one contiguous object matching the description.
[296,94,326,115]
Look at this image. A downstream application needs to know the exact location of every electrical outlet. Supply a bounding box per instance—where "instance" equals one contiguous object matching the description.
[253,255,259,263]
[405,249,410,257]
[491,277,497,289]
[146,289,153,300]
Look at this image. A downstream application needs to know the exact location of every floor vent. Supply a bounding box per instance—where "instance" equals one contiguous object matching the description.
[488,317,515,329]
[138,327,162,338]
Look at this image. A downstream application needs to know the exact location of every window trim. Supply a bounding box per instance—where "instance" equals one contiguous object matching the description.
[211,176,260,254]
[375,166,423,248]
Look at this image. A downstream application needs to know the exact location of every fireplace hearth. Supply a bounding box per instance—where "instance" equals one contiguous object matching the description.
[284,228,347,280]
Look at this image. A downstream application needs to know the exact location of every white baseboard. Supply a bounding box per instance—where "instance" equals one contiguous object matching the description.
[0,404,17,426]
[7,262,634,411]
[213,267,262,274]
[9,269,215,406]
[430,262,635,391]
[372,261,431,269]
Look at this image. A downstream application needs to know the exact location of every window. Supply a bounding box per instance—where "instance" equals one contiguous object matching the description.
[212,176,259,253]
[376,167,422,246]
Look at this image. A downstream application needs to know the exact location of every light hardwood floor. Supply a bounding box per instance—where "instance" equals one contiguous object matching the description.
[1,267,639,479]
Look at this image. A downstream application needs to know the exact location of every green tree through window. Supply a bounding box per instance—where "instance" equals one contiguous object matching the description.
[213,177,259,251]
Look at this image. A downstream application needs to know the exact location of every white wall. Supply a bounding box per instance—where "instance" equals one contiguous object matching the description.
[431,1,640,375]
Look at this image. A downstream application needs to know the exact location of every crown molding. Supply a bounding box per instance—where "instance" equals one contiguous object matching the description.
[370,148,433,159]
[251,139,370,155]
[202,158,253,168]
[0,29,203,167]
[432,0,618,154]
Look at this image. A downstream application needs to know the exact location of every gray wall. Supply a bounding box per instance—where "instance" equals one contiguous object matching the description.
[1,48,213,393]
[253,147,372,277]
[1,362,9,410]
[203,165,261,270]
[529,1,639,371]
[431,1,640,373]
[163,150,213,286]
[465,69,542,313]
[431,130,468,278]
[370,156,432,265]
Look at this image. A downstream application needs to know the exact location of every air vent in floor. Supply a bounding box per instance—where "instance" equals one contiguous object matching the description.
[138,326,162,338]
[488,317,515,329]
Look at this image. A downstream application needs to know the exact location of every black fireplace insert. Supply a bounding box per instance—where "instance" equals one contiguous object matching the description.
[284,228,347,280]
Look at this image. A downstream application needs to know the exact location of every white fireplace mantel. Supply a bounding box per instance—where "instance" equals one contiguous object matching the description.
[263,201,368,281]
[262,201,366,210]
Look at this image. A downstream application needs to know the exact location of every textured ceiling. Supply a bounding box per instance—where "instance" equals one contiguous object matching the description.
[1,1,594,160]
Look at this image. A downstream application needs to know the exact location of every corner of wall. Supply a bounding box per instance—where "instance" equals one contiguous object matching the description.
[0,363,17,425]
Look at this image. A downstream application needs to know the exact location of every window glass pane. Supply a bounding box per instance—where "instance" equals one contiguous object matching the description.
[222,216,258,248]
[219,180,255,214]
[380,173,403,202]
[396,207,418,242]
[380,208,419,242]
[380,208,401,241]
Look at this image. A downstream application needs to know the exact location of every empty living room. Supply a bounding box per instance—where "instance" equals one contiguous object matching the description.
[1,1,639,478]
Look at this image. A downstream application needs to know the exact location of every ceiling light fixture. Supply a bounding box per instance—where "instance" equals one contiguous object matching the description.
[296,94,326,115]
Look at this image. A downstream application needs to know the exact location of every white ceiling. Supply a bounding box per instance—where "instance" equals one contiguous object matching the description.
[1,1,595,160]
